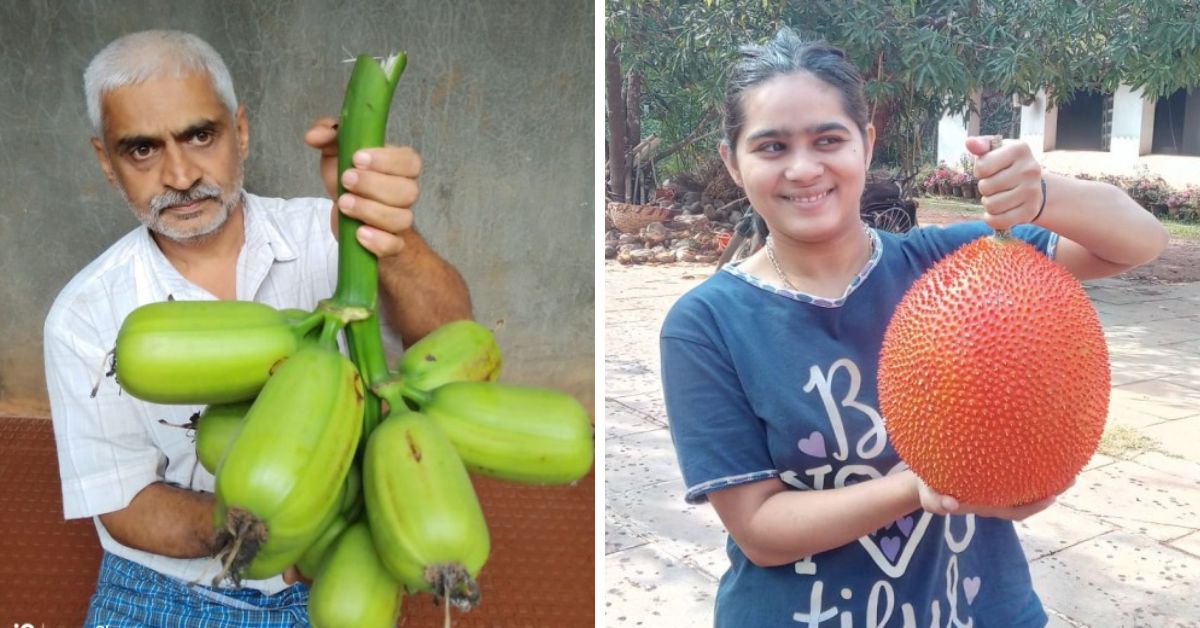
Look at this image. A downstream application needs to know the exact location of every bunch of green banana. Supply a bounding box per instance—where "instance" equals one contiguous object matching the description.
[382,320,593,487]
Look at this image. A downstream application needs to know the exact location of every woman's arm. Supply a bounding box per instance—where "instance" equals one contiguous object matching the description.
[708,470,1057,567]
[707,472,920,567]
[1033,173,1168,280]
[970,137,1168,280]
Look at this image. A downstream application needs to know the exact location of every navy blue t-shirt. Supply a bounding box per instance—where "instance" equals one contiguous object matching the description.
[660,222,1056,627]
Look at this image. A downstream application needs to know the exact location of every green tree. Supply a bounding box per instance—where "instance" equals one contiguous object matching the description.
[606,0,1200,198]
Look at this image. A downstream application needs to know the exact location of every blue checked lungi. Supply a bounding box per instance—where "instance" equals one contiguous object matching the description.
[84,552,310,627]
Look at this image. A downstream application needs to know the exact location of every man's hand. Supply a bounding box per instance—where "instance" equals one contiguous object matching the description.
[915,475,1073,521]
[304,117,472,344]
[283,565,312,587]
[304,117,422,257]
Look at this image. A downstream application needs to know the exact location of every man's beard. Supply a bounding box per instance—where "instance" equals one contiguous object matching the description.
[120,175,244,243]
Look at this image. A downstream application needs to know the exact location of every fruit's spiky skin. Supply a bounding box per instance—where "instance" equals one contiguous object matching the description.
[878,235,1110,507]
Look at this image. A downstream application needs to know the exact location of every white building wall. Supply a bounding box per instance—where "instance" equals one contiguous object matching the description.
[1111,84,1147,164]
[937,86,1199,187]
[936,91,981,167]
[1140,96,1156,155]
[1018,89,1057,160]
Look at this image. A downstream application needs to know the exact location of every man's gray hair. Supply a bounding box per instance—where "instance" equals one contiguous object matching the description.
[84,30,238,136]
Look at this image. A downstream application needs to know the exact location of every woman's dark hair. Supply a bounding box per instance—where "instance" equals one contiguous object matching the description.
[722,28,868,151]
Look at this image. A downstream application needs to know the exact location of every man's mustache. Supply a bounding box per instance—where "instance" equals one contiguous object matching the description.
[149,183,223,215]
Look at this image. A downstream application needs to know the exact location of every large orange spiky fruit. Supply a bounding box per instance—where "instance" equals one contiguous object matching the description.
[878,234,1109,507]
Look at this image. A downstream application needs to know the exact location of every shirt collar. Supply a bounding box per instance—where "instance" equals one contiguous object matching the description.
[242,192,298,264]
[722,226,883,308]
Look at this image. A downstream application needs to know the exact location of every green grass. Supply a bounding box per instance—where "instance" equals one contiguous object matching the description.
[1162,219,1200,241]
[917,196,983,215]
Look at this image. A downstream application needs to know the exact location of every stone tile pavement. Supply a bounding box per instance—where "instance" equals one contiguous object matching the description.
[603,261,1200,627]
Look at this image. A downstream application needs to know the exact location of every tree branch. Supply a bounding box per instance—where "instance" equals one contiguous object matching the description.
[648,108,720,167]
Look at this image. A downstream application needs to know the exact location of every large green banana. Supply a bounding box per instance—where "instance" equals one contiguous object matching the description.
[193,401,253,475]
[421,382,594,485]
[338,461,362,517]
[397,320,502,393]
[294,459,362,579]
[212,344,363,583]
[364,411,489,609]
[115,300,305,404]
[295,510,352,581]
[308,522,403,628]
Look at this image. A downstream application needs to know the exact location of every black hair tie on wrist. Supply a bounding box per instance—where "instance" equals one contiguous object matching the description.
[1032,177,1047,223]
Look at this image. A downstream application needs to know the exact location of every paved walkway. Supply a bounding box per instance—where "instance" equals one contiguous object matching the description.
[604,260,1200,627]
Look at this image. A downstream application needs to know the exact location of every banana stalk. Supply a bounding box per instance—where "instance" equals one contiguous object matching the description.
[330,53,407,440]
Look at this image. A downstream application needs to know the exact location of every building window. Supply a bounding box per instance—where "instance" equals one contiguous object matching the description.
[1056,90,1111,151]
[1152,88,1198,156]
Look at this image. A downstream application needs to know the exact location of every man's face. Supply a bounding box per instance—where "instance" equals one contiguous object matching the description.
[91,71,249,243]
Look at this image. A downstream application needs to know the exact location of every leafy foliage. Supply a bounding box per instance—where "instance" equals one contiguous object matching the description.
[606,0,1200,186]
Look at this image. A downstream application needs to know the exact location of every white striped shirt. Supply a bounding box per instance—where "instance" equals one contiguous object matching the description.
[44,193,340,593]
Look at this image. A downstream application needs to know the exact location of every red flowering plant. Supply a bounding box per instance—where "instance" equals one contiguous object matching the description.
[1126,172,1172,216]
[950,170,978,198]
[1165,185,1200,221]
[924,164,955,195]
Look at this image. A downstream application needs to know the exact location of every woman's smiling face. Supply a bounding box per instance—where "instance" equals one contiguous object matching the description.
[721,71,874,246]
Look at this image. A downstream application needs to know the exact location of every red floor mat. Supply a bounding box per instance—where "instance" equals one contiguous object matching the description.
[0,416,595,626]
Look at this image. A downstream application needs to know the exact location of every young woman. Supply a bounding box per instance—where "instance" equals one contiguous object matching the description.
[660,28,1167,627]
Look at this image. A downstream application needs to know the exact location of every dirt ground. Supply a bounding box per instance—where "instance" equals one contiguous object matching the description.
[918,205,1200,285]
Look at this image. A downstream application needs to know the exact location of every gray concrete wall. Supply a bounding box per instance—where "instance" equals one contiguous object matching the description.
[0,0,595,415]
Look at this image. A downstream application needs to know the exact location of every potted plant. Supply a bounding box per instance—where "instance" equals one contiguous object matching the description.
[1128,172,1172,217]
[1165,185,1200,220]
[959,171,978,200]
[915,167,934,197]
[930,164,953,196]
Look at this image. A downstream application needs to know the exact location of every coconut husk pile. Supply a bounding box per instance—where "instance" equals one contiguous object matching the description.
[670,158,746,223]
[605,213,720,265]
[604,157,751,266]
[605,211,744,265]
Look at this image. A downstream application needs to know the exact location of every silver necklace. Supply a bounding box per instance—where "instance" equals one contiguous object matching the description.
[765,223,875,292]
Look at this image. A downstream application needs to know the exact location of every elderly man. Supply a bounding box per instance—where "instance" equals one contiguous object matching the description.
[44,30,470,625]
